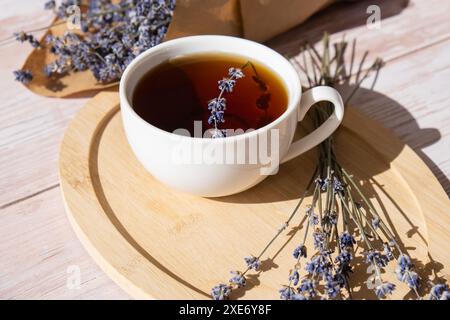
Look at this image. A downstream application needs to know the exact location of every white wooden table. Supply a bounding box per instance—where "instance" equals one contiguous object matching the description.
[0,0,449,299]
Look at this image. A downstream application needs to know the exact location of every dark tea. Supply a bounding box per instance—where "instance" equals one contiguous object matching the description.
[132,53,288,136]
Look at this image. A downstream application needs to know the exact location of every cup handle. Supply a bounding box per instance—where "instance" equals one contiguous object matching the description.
[281,86,344,163]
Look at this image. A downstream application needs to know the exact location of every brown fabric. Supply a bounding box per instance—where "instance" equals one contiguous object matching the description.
[21,0,334,97]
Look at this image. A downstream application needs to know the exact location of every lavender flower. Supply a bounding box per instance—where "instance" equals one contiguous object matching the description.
[279,287,302,300]
[407,272,420,289]
[305,251,332,276]
[312,230,326,250]
[291,293,307,300]
[375,282,396,299]
[310,214,319,226]
[288,270,299,286]
[293,245,307,259]
[13,70,33,84]
[211,284,232,300]
[372,217,380,230]
[429,283,449,300]
[322,211,338,226]
[218,78,236,93]
[44,0,56,10]
[229,271,246,288]
[14,31,28,42]
[366,250,389,267]
[208,110,225,125]
[306,206,318,226]
[332,177,345,195]
[335,250,352,268]
[14,31,40,48]
[383,243,394,261]
[207,67,245,137]
[320,177,329,191]
[208,98,226,111]
[397,253,412,270]
[43,61,64,77]
[111,42,126,59]
[339,231,356,250]
[325,274,343,298]
[298,279,316,298]
[228,67,244,79]
[395,254,419,290]
[279,286,293,300]
[402,271,420,289]
[244,256,261,271]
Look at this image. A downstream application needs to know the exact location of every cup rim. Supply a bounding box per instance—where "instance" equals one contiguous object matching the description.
[119,35,302,142]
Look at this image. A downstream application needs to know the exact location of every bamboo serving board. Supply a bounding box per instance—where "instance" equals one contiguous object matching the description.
[59,91,450,300]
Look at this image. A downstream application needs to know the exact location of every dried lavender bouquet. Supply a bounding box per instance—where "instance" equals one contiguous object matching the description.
[211,33,449,300]
[10,0,175,84]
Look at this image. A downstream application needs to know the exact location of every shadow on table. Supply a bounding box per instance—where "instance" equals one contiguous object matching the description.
[266,0,410,53]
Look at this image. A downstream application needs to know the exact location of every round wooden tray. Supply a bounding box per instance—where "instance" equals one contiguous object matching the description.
[59,91,449,299]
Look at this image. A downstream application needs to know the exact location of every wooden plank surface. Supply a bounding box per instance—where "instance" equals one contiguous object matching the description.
[0,188,128,299]
[0,0,449,299]
[268,0,450,68]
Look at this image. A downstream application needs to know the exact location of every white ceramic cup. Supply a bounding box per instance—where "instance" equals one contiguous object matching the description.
[120,35,344,197]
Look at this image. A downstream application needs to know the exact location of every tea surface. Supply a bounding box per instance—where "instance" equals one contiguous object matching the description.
[132,53,288,135]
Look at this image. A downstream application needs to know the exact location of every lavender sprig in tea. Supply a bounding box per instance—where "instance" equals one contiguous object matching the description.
[207,67,244,138]
[206,60,272,138]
